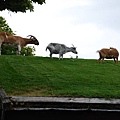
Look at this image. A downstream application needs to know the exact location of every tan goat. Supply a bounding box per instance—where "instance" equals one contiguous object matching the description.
[0,32,39,55]
[97,47,119,63]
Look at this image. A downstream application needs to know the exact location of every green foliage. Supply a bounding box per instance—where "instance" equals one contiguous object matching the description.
[0,16,14,34]
[0,56,120,98]
[1,45,36,56]
[1,44,17,55]
[21,46,36,56]
[0,0,46,13]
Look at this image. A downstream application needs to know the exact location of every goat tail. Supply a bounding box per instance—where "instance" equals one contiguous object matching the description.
[96,50,100,53]
[45,47,48,51]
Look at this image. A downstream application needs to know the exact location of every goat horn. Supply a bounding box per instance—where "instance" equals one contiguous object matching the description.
[71,44,75,47]
[27,35,37,40]
[27,35,36,38]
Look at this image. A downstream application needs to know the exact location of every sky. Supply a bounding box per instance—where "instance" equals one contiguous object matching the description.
[0,0,120,59]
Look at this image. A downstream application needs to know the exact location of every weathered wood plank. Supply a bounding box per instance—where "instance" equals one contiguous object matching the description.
[10,96,120,111]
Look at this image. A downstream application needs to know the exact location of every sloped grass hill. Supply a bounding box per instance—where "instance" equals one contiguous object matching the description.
[0,55,120,98]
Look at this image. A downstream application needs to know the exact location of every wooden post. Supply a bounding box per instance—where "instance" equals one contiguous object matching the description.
[0,86,11,120]
[0,86,5,120]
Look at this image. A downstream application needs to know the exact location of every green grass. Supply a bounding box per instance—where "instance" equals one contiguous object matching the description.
[0,55,120,98]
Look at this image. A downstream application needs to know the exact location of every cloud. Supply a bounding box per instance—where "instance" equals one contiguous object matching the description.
[60,0,120,30]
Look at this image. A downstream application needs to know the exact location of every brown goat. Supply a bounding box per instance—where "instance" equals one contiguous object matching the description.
[0,32,39,55]
[97,47,119,63]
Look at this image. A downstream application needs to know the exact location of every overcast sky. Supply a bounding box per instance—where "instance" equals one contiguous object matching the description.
[0,0,120,59]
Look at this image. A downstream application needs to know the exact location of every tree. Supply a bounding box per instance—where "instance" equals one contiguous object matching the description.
[0,16,36,56]
[0,0,46,13]
[0,16,14,34]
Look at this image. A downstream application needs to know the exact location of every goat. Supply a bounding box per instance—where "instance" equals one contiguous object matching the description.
[46,43,78,59]
[0,32,39,55]
[96,47,119,63]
